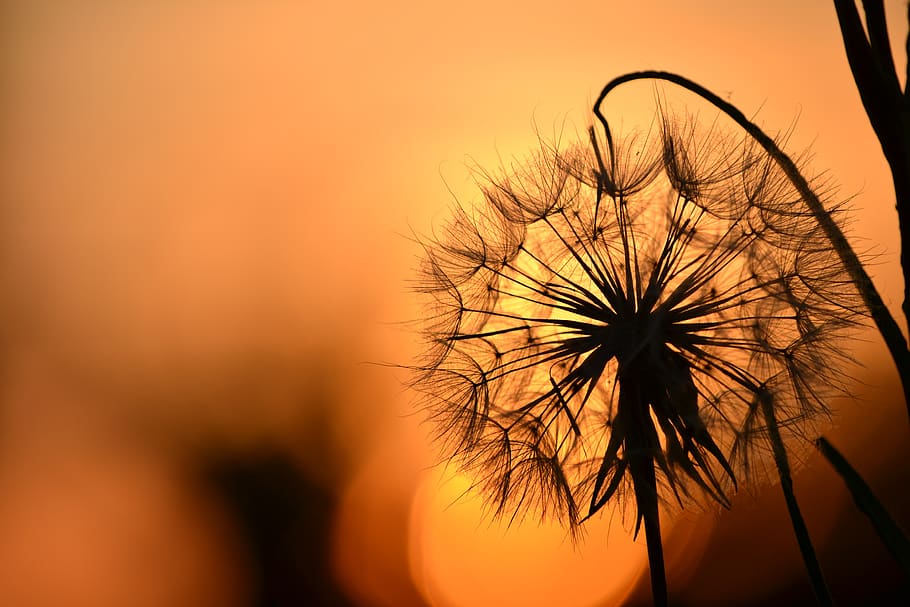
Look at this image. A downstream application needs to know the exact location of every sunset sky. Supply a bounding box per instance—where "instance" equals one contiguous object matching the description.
[1,1,909,605]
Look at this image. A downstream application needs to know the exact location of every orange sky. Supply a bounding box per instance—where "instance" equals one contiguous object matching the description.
[1,1,909,606]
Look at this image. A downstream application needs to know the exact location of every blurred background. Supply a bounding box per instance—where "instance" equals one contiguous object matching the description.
[0,1,908,605]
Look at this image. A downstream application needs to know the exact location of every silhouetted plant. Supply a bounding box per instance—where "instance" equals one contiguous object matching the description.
[834,0,910,342]
[823,0,910,586]
[409,99,863,605]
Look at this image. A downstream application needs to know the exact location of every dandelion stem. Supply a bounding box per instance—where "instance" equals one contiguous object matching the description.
[760,393,833,607]
[634,459,668,607]
[594,70,910,419]
[621,372,668,607]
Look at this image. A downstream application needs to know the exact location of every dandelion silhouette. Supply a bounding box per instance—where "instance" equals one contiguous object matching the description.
[410,96,861,606]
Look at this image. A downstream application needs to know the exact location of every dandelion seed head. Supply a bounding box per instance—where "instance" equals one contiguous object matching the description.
[409,106,863,530]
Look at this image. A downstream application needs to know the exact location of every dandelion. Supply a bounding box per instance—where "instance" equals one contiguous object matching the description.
[409,101,861,606]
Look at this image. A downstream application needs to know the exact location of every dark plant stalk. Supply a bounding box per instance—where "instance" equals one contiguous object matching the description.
[816,437,910,577]
[623,376,668,607]
[833,0,910,330]
[593,70,910,419]
[631,456,667,607]
[761,396,833,607]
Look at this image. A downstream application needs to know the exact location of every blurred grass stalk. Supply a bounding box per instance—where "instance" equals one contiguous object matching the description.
[816,437,910,577]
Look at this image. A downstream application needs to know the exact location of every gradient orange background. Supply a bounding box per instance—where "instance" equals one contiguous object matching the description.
[1,1,908,605]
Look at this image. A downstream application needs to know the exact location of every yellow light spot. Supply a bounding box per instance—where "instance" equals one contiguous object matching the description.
[408,468,648,607]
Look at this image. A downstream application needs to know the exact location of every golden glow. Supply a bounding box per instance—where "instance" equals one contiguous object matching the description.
[1,1,908,605]
[409,467,646,607]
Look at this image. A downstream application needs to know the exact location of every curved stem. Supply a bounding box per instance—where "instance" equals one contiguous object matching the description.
[593,71,910,419]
